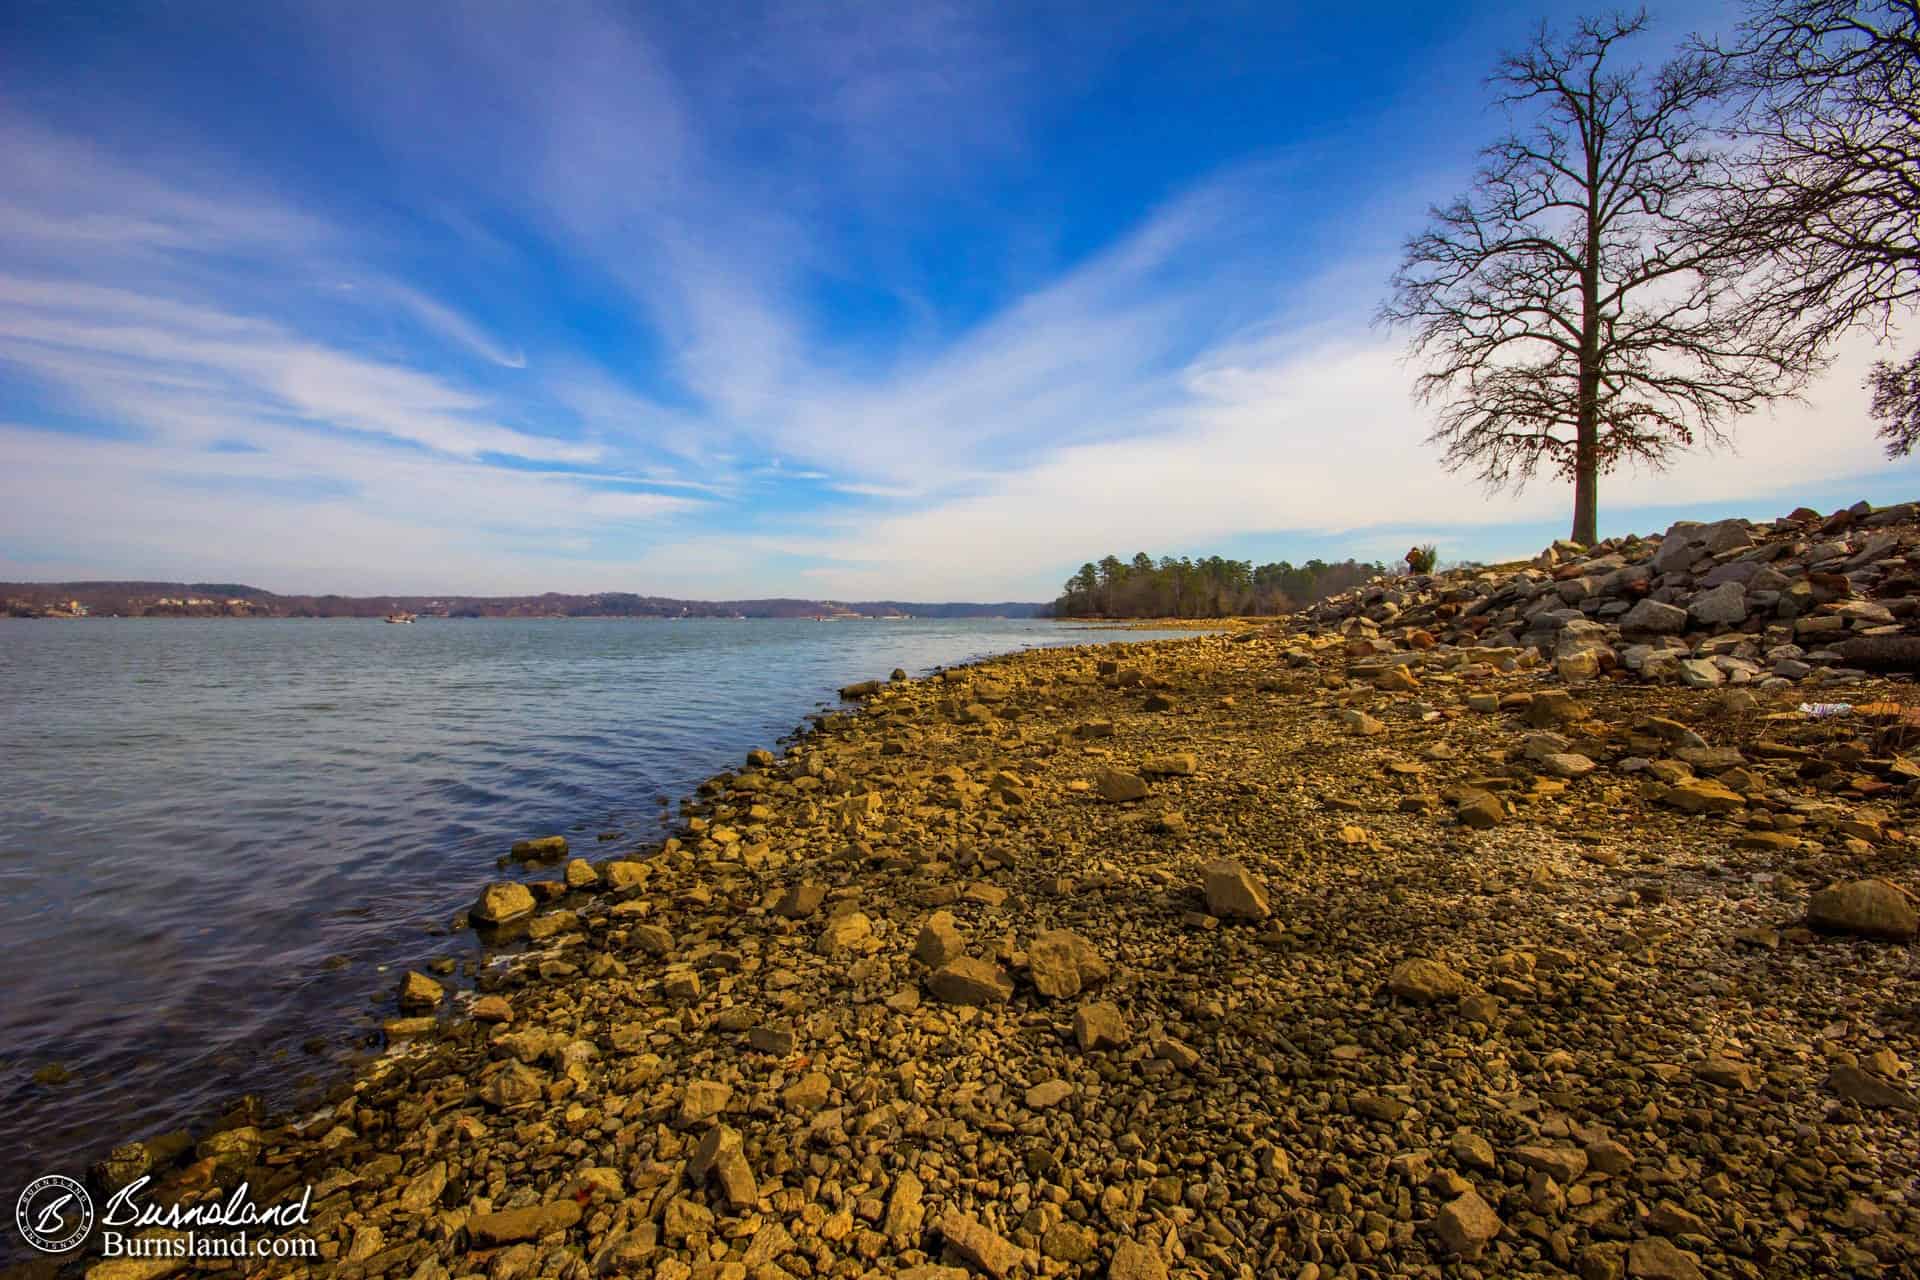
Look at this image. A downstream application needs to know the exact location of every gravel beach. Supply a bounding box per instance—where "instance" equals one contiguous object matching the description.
[51,602,1920,1280]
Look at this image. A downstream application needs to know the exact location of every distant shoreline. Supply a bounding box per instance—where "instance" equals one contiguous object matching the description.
[1,612,1061,623]
[0,586,1051,622]
[1059,617,1249,631]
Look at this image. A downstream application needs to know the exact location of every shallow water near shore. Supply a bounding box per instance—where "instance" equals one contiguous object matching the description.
[0,616,1192,1200]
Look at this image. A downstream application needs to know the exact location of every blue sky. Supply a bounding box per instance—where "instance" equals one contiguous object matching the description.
[0,0,1912,598]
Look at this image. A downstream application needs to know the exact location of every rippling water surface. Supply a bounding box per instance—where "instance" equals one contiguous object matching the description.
[0,616,1189,1201]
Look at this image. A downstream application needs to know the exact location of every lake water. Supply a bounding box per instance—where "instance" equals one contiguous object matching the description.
[0,616,1190,1205]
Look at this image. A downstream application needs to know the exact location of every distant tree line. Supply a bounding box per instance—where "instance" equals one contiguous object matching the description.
[1051,553,1385,618]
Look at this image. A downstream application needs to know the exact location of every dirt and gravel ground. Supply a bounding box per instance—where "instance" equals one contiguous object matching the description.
[44,626,1920,1280]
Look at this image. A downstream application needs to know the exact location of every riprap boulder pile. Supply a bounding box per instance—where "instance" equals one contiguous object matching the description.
[1302,500,1920,691]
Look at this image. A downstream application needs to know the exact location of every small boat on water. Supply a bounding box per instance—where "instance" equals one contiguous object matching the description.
[385,612,415,624]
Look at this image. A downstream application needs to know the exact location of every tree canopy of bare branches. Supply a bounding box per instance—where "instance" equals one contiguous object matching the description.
[1382,11,1807,547]
[1707,0,1920,455]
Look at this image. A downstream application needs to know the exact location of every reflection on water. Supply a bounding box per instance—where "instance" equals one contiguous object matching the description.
[0,617,1188,1197]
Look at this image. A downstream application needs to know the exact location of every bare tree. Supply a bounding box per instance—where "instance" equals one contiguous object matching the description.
[1381,11,1807,547]
[1706,1,1919,455]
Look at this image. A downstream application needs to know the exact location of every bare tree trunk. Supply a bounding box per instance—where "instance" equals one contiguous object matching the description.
[1573,251,1600,547]
[1574,145,1602,550]
[1573,262,1600,547]
[1571,418,1598,546]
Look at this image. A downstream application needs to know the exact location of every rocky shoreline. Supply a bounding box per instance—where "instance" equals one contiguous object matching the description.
[27,504,1920,1280]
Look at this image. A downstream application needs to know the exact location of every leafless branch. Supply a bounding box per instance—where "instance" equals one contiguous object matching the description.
[1701,0,1920,451]
[1379,10,1808,542]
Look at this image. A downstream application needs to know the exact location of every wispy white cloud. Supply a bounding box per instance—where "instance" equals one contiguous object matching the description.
[4,3,1914,601]
[379,285,527,369]
[0,277,594,462]
[0,114,706,590]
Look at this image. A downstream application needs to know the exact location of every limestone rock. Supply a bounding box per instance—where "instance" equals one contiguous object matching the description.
[882,1171,925,1240]
[1621,599,1688,634]
[1661,779,1743,814]
[1026,928,1109,998]
[1676,657,1724,688]
[1041,1222,1096,1263]
[1807,878,1918,941]
[397,971,443,1011]
[689,1124,758,1209]
[467,1198,582,1247]
[1108,1241,1170,1280]
[1203,859,1271,919]
[928,957,1014,1005]
[816,910,873,956]
[1828,1062,1918,1110]
[1538,752,1596,779]
[1626,1238,1704,1280]
[915,910,967,966]
[1513,1144,1588,1183]
[662,1196,714,1244]
[1342,709,1387,736]
[479,1061,544,1109]
[1557,648,1606,682]
[1688,581,1748,626]
[1024,1079,1073,1109]
[399,1160,447,1211]
[1074,1000,1130,1051]
[602,860,649,892]
[1388,957,1469,1002]
[470,995,513,1023]
[774,882,827,918]
[1432,1189,1501,1258]
[937,1210,1023,1280]
[1373,664,1420,691]
[1455,791,1505,828]
[1450,1131,1496,1171]
[676,1079,732,1127]
[782,1072,831,1112]
[1139,752,1197,776]
[509,834,568,861]
[1525,690,1588,726]
[472,881,536,926]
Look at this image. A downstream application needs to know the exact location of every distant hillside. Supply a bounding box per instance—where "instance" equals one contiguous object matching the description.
[0,582,1046,620]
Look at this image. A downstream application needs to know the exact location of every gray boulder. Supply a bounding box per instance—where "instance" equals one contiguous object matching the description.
[1688,581,1748,627]
[1621,598,1688,634]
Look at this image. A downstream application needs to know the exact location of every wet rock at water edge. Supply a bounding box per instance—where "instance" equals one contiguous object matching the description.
[508,834,568,861]
[396,970,443,1011]
[471,881,536,925]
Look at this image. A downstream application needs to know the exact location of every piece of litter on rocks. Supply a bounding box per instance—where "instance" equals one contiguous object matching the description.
[1799,703,1853,718]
